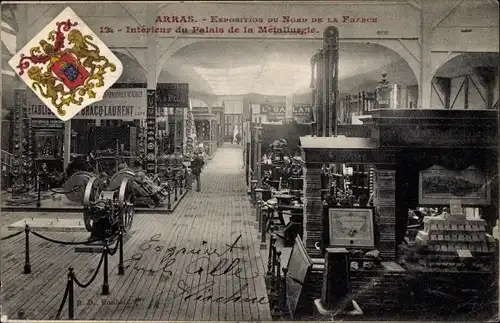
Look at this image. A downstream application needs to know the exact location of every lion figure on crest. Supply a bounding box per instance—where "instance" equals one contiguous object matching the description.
[28,66,69,110]
[67,29,116,74]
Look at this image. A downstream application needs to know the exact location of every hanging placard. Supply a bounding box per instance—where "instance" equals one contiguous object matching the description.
[157,83,189,108]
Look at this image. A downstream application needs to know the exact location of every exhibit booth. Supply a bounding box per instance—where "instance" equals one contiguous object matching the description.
[285,109,499,320]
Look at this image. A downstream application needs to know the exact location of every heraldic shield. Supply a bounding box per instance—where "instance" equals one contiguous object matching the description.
[9,7,123,121]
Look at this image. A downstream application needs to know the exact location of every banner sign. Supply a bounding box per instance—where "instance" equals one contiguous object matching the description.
[157,83,189,108]
[31,118,64,129]
[27,88,147,120]
[260,103,312,120]
[146,90,157,173]
[151,3,420,39]
[260,103,286,117]
[292,104,312,117]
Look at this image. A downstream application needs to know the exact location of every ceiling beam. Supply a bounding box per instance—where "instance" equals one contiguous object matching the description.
[405,0,421,10]
[431,0,465,31]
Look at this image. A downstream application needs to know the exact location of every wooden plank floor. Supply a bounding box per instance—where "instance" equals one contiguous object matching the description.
[0,145,271,321]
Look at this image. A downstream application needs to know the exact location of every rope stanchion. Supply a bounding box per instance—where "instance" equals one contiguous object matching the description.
[49,184,83,194]
[55,267,72,320]
[107,236,120,256]
[280,267,288,313]
[0,230,23,241]
[118,231,125,275]
[36,175,42,209]
[68,267,74,320]
[4,183,37,194]
[102,239,109,295]
[167,186,172,210]
[261,206,267,244]
[24,225,31,274]
[174,179,178,201]
[73,251,105,288]
[29,230,101,245]
[268,235,276,274]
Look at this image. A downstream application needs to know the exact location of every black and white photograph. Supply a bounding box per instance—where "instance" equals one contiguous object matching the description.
[0,1,499,322]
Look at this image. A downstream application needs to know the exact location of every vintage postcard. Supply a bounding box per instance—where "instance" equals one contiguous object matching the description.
[0,1,498,322]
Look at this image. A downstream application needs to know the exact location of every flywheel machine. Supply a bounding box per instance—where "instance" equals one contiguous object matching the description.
[107,169,169,208]
[82,176,135,240]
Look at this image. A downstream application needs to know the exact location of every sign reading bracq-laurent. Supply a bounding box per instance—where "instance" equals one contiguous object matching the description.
[26,88,147,120]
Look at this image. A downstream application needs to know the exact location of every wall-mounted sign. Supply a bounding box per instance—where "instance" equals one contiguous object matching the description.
[292,104,312,117]
[325,207,375,248]
[146,90,157,173]
[260,103,286,118]
[260,103,313,119]
[31,118,65,129]
[26,88,147,120]
[157,83,189,108]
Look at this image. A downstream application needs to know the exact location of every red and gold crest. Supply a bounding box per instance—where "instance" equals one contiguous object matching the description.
[10,7,123,120]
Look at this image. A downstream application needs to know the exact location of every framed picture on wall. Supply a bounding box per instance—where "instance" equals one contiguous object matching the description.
[323,207,375,248]
[419,165,490,205]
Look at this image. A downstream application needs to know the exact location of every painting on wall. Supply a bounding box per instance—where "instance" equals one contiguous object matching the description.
[419,165,490,205]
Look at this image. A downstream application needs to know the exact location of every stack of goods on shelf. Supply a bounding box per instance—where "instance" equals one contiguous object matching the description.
[413,210,496,270]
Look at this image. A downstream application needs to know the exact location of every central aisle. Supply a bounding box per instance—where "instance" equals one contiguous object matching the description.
[99,145,271,321]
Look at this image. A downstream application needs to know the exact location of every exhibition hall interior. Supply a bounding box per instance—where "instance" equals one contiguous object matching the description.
[0,1,499,321]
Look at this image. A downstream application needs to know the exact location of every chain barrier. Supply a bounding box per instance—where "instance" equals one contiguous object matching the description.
[107,237,120,256]
[56,237,123,319]
[55,271,71,320]
[29,230,101,245]
[0,230,24,241]
[49,184,83,194]
[3,183,37,194]
[2,224,126,320]
[73,251,105,288]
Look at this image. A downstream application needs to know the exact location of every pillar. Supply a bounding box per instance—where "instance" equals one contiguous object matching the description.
[302,163,323,257]
[373,166,397,260]
[285,94,294,121]
[419,4,433,109]
[11,5,28,194]
[63,120,71,169]
[145,3,157,174]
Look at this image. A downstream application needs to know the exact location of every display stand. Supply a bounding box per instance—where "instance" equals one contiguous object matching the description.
[296,108,498,320]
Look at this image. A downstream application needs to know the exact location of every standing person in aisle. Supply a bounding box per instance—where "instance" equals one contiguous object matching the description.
[191,149,205,192]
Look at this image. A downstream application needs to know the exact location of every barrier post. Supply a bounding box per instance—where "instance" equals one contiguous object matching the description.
[257,201,262,232]
[272,260,283,315]
[267,235,275,273]
[68,267,75,320]
[174,179,178,201]
[118,231,124,275]
[280,267,288,311]
[102,239,109,295]
[24,225,31,274]
[260,207,267,244]
[167,185,172,210]
[275,260,282,293]
[274,251,281,277]
[36,173,41,209]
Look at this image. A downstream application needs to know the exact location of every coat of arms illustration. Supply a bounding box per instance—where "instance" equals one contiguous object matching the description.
[9,7,123,121]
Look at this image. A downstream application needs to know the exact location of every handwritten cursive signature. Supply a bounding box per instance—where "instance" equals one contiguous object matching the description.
[185,256,258,279]
[155,279,268,305]
[123,234,256,279]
